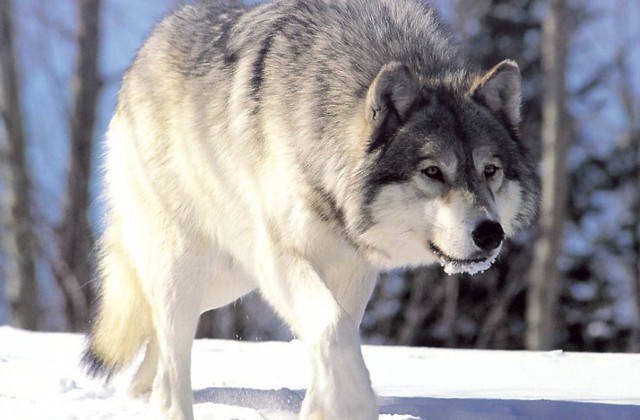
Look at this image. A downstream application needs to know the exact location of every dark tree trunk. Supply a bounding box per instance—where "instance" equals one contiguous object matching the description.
[55,0,102,331]
[0,0,40,330]
[525,0,570,350]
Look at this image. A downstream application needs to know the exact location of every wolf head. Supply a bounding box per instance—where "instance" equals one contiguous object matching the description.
[354,61,539,274]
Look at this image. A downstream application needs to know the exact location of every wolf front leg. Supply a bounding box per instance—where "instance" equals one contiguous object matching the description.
[258,251,378,420]
[300,316,378,420]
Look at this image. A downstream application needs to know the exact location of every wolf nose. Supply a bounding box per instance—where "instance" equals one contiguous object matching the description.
[472,220,505,251]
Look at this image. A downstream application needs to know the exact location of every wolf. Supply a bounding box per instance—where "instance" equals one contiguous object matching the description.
[83,0,539,418]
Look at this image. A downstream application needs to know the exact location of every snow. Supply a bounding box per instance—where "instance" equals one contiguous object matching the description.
[1,326,640,419]
[441,254,496,276]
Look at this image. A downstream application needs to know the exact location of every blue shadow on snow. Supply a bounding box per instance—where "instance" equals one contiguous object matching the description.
[193,387,640,420]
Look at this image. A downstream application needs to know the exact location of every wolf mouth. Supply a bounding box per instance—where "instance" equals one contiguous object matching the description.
[427,242,489,265]
[427,242,499,275]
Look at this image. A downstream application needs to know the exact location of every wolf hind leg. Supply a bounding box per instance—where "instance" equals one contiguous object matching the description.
[129,251,256,399]
[129,334,159,397]
[131,238,215,420]
[199,251,258,313]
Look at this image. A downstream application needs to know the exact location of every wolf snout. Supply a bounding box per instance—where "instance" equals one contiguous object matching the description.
[472,220,505,251]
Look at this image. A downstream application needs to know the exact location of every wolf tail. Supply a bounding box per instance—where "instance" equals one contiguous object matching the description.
[82,226,152,380]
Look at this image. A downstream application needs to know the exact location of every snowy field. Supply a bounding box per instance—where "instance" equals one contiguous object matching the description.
[1,326,640,419]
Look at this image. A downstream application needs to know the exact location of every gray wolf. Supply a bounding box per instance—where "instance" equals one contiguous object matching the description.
[83,0,539,418]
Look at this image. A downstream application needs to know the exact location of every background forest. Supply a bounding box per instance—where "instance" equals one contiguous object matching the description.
[1,0,639,353]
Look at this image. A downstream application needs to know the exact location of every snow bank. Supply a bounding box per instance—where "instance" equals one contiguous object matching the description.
[1,326,639,419]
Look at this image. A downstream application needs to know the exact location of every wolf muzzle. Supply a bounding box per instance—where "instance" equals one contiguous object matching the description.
[472,220,505,251]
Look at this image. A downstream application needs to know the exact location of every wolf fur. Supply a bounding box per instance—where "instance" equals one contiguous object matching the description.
[83,0,539,418]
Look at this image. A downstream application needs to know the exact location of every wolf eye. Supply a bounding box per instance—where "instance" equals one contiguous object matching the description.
[484,164,499,178]
[423,165,444,182]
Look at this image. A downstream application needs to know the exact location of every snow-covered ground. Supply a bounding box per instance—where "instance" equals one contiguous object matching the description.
[1,326,639,419]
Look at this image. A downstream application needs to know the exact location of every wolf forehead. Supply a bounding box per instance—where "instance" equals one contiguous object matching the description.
[363,84,522,184]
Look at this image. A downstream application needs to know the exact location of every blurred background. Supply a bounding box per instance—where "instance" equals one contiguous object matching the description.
[0,0,638,352]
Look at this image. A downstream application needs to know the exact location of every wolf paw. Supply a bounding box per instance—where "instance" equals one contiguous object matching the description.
[299,385,378,420]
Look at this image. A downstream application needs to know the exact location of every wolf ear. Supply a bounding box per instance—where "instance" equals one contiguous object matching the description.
[365,62,421,151]
[471,60,522,126]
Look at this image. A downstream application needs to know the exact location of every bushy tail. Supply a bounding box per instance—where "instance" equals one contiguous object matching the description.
[82,228,152,380]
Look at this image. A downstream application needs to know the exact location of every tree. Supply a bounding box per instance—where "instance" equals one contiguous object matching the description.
[53,0,103,331]
[0,0,39,330]
[614,0,640,352]
[526,0,571,350]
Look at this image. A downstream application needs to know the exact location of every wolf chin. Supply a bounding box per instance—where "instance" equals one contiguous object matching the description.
[83,0,539,418]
